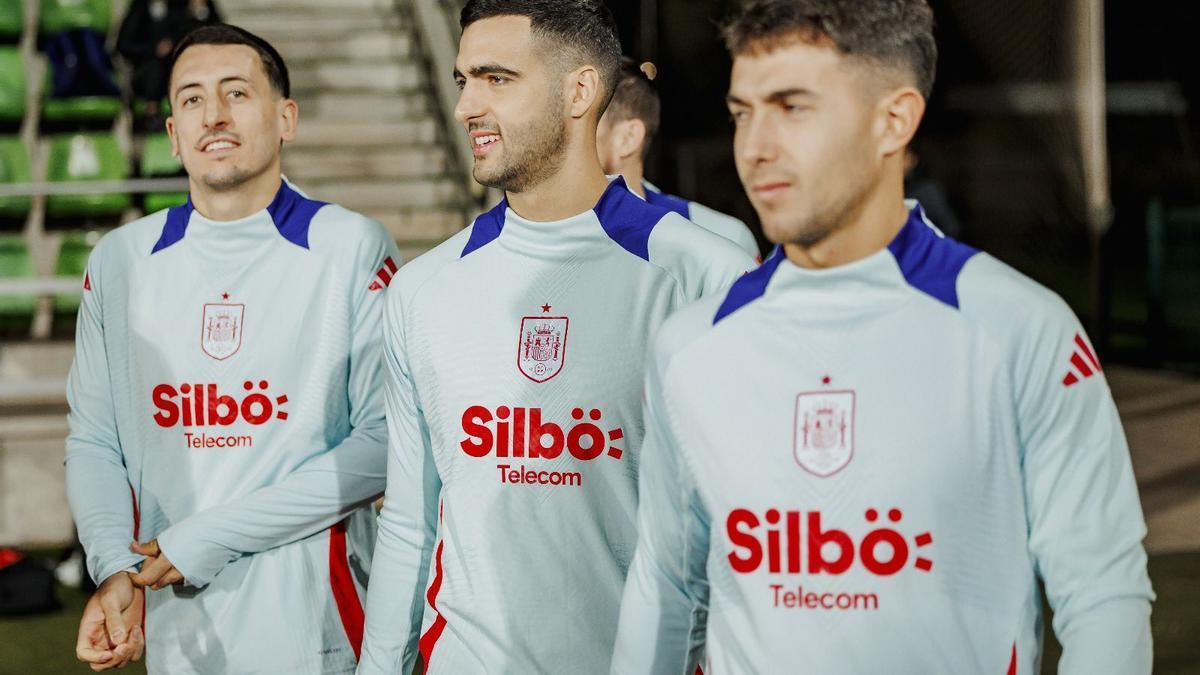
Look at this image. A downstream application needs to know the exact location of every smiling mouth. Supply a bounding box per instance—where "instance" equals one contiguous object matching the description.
[471,133,501,156]
[200,139,240,154]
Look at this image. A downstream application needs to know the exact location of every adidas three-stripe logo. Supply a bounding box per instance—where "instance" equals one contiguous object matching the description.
[368,256,399,292]
[1062,333,1102,387]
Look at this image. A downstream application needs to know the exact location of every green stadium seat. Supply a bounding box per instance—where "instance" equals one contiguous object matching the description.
[0,47,26,123]
[0,136,32,222]
[140,133,181,176]
[54,231,97,314]
[132,98,171,119]
[140,132,187,212]
[0,0,22,42]
[41,69,121,125]
[39,0,112,36]
[0,234,36,330]
[45,132,132,219]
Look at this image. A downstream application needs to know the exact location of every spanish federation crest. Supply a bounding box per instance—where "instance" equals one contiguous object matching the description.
[517,315,568,383]
[201,303,245,361]
[793,390,855,477]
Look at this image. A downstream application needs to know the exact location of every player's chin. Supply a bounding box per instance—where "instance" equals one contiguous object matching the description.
[760,216,806,247]
[472,161,507,187]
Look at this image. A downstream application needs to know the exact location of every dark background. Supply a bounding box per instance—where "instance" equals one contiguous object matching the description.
[607,0,1200,372]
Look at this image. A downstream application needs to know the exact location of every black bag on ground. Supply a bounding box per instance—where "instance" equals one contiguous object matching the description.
[0,548,61,616]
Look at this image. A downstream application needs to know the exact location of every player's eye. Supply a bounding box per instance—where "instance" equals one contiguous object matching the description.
[487,74,509,85]
[183,95,201,107]
[728,109,750,126]
[228,89,246,100]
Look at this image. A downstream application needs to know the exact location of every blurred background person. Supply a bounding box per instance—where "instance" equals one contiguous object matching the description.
[597,56,761,260]
[117,0,222,130]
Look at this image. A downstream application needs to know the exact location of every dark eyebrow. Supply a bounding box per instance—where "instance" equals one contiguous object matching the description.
[764,88,816,104]
[462,63,522,79]
[173,76,253,99]
[727,88,817,107]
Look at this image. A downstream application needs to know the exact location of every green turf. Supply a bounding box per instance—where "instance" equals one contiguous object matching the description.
[1,552,1197,674]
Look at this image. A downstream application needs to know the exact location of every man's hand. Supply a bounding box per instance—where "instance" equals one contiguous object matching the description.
[75,571,145,671]
[130,540,184,590]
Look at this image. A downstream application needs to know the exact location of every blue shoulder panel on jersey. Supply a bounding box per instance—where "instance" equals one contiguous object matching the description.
[595,176,670,261]
[887,204,979,309]
[643,185,692,220]
[150,199,195,254]
[267,182,328,250]
[713,245,785,324]
[460,198,508,258]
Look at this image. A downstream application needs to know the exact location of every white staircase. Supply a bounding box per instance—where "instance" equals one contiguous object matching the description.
[221,0,473,259]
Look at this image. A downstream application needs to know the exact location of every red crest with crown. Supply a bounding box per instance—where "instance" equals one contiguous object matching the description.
[517,312,569,383]
[793,390,855,477]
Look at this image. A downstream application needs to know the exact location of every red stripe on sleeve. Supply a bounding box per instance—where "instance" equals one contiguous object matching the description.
[329,520,365,660]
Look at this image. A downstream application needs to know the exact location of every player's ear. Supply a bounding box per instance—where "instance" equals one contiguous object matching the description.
[165,116,180,158]
[877,86,925,158]
[568,65,601,120]
[616,119,647,160]
[279,97,298,144]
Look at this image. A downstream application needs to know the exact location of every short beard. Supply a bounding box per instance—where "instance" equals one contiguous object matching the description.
[200,166,254,192]
[474,88,568,193]
[786,167,874,249]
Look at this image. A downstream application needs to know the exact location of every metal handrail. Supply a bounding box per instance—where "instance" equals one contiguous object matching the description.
[409,0,486,204]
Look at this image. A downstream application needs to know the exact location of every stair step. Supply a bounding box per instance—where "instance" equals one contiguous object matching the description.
[289,61,424,95]
[228,0,394,10]
[230,12,405,39]
[273,33,414,65]
[283,146,449,181]
[369,209,467,244]
[398,243,438,263]
[301,178,466,210]
[296,92,432,123]
[290,119,439,147]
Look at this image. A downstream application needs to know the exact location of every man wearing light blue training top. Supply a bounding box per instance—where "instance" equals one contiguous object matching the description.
[357,2,754,673]
[612,2,1154,674]
[66,25,397,674]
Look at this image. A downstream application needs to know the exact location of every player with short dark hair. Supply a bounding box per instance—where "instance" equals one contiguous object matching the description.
[356,1,754,673]
[67,24,397,674]
[612,1,1153,673]
[597,57,761,260]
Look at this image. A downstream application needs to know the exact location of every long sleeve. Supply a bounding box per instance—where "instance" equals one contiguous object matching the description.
[611,340,710,675]
[153,237,400,588]
[65,251,143,585]
[1018,319,1154,674]
[357,284,442,675]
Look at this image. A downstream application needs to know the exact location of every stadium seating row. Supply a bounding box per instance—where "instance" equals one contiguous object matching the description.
[0,0,113,42]
[0,231,93,331]
[0,132,186,225]
[0,45,127,127]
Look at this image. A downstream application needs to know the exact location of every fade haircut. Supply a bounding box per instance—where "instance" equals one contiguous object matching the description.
[606,57,661,158]
[169,24,291,98]
[721,0,937,99]
[461,0,623,111]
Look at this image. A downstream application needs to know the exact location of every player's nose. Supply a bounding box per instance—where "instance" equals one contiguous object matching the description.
[454,80,488,126]
[202,94,233,130]
[737,115,778,165]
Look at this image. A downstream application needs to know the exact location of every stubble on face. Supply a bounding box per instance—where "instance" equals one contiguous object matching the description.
[473,83,568,193]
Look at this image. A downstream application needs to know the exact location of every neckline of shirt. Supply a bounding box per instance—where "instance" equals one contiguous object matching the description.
[496,177,640,255]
